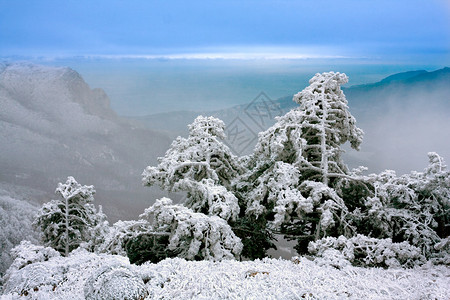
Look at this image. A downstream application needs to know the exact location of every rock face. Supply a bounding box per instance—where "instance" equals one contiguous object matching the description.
[0,62,171,221]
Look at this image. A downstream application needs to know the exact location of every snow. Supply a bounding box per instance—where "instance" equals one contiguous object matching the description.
[141,198,243,260]
[1,249,449,299]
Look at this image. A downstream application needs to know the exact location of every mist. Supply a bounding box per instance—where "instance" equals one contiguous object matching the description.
[37,57,446,116]
[344,73,450,175]
[346,93,450,175]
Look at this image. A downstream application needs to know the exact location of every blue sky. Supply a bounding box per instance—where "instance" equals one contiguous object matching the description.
[0,0,449,63]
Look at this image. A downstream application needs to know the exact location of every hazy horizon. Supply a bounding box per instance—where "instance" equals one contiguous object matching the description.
[3,57,446,116]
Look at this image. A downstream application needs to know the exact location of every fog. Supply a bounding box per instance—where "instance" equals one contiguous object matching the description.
[53,58,450,178]
[40,58,445,115]
[344,73,450,175]
[346,93,450,175]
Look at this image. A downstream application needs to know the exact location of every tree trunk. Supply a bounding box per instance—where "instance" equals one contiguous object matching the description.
[319,92,329,186]
[64,197,69,256]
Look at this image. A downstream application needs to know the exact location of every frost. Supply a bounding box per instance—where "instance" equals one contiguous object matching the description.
[309,235,425,268]
[2,247,449,299]
[84,263,147,300]
[33,177,107,256]
[142,116,242,220]
[141,198,243,260]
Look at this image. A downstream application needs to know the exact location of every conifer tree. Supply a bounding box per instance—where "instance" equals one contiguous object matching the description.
[33,176,105,256]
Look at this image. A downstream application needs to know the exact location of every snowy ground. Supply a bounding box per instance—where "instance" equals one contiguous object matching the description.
[1,249,449,299]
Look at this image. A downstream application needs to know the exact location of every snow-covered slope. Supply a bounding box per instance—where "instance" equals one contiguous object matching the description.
[1,249,449,299]
[0,62,172,221]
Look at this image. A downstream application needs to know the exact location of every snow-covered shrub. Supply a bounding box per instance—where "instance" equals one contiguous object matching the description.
[2,245,148,298]
[308,235,425,268]
[96,220,152,256]
[365,152,449,260]
[33,176,107,256]
[141,197,243,260]
[2,241,61,295]
[2,252,448,299]
[3,261,65,296]
[96,219,176,264]
[84,263,147,300]
[5,241,60,272]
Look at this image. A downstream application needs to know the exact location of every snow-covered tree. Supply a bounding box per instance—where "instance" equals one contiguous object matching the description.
[138,73,447,264]
[140,198,243,261]
[96,220,152,256]
[142,116,242,219]
[292,72,363,184]
[251,72,363,185]
[364,152,449,260]
[239,72,364,253]
[33,176,106,256]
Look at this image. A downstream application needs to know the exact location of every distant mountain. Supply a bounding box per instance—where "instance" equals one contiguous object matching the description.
[271,67,450,111]
[343,67,450,108]
[134,67,450,133]
[0,62,173,221]
[130,67,450,174]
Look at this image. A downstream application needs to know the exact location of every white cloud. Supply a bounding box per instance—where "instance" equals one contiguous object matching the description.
[77,46,351,60]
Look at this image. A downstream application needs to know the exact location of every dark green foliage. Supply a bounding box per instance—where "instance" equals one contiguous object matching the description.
[339,180,373,211]
[124,234,177,265]
[293,236,315,255]
[231,216,276,260]
[280,217,318,254]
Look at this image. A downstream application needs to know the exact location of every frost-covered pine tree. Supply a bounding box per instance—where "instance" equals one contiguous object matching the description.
[95,218,176,264]
[240,72,364,253]
[251,72,363,184]
[33,176,106,256]
[143,116,242,220]
[142,116,277,260]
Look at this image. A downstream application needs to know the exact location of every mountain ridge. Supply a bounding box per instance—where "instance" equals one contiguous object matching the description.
[0,62,172,221]
[135,67,450,122]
